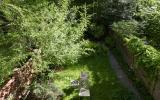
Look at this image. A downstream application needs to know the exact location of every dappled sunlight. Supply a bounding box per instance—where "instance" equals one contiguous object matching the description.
[0,0,156,99]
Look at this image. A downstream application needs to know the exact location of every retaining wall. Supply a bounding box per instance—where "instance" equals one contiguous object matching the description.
[112,32,160,100]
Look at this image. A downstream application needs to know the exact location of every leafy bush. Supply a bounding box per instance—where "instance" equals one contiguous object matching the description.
[31,82,63,100]
[112,19,160,81]
[112,20,139,36]
[144,15,160,48]
[110,0,160,49]
[21,1,90,66]
[97,0,136,24]
[0,0,90,85]
[135,0,160,48]
[124,36,160,80]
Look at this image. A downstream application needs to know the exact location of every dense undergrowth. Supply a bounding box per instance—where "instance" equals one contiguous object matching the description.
[0,0,90,85]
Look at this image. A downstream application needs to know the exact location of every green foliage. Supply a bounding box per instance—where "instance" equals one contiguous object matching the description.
[31,82,63,100]
[21,1,90,66]
[0,3,24,32]
[112,20,139,36]
[112,8,160,94]
[53,45,137,100]
[88,24,105,39]
[72,0,137,25]
[110,0,160,48]
[143,14,160,48]
[0,0,90,85]
[113,25,160,80]
[124,36,160,80]
[112,16,160,80]
[97,0,136,24]
[134,0,160,48]
[135,0,160,19]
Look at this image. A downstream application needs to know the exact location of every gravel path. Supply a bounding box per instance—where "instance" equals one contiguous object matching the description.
[108,50,142,100]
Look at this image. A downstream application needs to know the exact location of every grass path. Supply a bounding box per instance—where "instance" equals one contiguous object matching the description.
[53,46,138,100]
[108,50,141,100]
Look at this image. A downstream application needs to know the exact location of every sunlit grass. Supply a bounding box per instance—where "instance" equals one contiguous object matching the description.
[53,46,137,100]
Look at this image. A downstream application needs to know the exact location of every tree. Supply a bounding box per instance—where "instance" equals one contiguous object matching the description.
[0,0,90,84]
[135,0,160,48]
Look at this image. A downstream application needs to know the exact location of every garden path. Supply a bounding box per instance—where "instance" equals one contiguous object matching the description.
[108,50,142,100]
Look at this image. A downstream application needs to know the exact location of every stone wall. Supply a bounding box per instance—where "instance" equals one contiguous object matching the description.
[112,32,160,100]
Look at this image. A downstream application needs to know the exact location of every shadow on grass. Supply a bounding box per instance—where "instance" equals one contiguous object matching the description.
[54,46,138,100]
[111,47,154,100]
[77,49,138,100]
[63,87,79,100]
[63,87,75,96]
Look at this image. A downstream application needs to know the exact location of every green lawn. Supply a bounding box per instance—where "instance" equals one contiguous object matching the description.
[53,46,137,100]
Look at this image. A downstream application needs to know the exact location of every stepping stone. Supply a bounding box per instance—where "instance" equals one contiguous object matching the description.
[79,88,90,97]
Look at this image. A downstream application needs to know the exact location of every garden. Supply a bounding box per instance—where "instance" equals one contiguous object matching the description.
[0,0,160,100]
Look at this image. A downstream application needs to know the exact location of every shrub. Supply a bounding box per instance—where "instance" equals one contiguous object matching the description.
[124,36,160,80]
[135,0,160,48]
[112,20,139,36]
[0,0,90,85]
[112,19,160,81]
[31,82,63,100]
[113,29,160,81]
